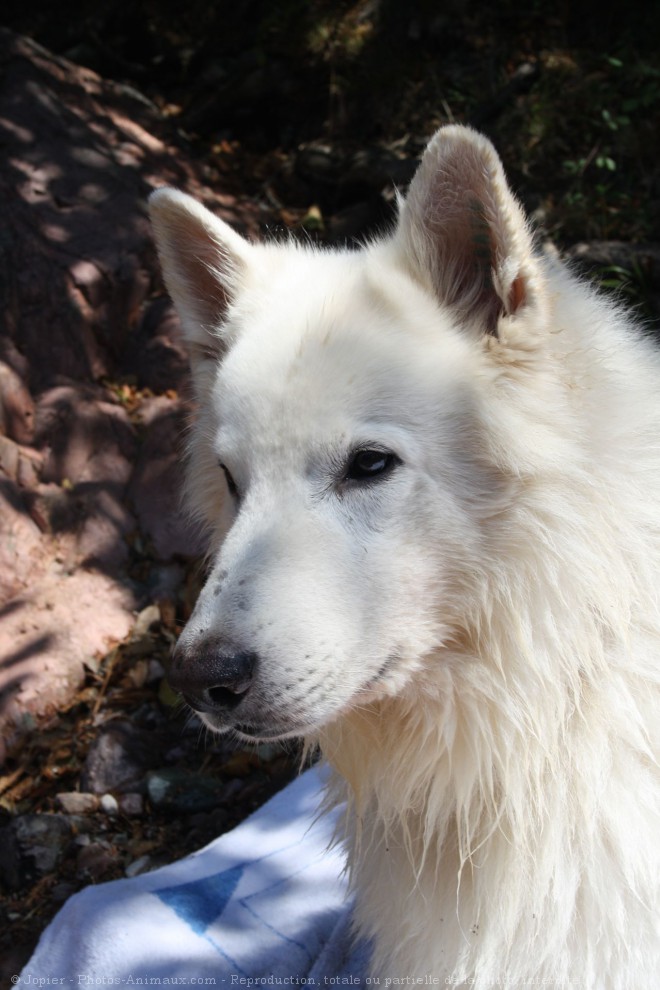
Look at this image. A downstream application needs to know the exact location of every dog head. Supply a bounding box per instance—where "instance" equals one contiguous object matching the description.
[149,126,545,741]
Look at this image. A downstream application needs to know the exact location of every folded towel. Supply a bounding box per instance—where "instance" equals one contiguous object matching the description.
[19,767,370,985]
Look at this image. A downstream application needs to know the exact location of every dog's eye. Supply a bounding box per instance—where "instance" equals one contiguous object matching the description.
[345,449,399,483]
[219,463,240,500]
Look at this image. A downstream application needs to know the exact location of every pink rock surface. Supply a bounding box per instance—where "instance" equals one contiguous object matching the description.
[0,490,45,602]
[0,565,134,763]
[129,395,205,560]
[0,28,262,761]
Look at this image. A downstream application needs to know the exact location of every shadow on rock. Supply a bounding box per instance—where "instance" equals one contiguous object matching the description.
[0,29,263,761]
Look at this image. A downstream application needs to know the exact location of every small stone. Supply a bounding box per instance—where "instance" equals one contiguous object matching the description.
[118,792,143,816]
[76,841,116,879]
[80,719,163,794]
[0,813,73,890]
[125,854,151,878]
[146,659,165,683]
[123,658,150,688]
[99,793,119,815]
[256,742,284,762]
[130,603,161,640]
[145,767,227,814]
[55,791,100,814]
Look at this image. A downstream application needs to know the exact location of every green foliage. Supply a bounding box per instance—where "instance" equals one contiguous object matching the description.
[501,48,659,243]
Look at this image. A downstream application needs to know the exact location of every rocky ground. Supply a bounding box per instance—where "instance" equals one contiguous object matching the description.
[1,13,659,983]
[0,598,301,980]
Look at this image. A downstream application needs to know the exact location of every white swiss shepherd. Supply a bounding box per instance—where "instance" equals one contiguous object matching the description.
[149,126,660,988]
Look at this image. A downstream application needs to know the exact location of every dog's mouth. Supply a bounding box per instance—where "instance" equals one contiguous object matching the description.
[234,723,301,743]
[197,710,312,743]
[189,653,406,743]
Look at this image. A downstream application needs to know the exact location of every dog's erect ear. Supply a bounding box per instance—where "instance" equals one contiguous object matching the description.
[148,188,253,359]
[396,125,545,337]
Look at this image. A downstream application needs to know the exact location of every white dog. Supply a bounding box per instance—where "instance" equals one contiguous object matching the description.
[149,125,660,988]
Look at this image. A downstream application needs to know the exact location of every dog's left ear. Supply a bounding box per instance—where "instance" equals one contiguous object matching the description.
[148,188,254,361]
[396,126,546,337]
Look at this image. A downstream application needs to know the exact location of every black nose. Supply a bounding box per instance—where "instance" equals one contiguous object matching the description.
[169,637,258,715]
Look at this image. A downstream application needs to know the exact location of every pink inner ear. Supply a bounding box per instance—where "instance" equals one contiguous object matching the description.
[397,127,545,340]
[167,212,232,328]
[508,273,527,315]
[187,248,230,327]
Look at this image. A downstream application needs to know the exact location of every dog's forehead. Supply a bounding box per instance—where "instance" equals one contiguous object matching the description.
[214,247,470,443]
[213,326,391,458]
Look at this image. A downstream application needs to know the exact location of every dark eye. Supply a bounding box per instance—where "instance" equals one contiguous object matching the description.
[219,463,240,499]
[345,448,400,483]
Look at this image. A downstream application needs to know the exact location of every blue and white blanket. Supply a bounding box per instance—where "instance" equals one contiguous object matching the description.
[19,768,371,986]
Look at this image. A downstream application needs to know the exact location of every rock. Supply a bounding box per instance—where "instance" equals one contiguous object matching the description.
[0,813,72,890]
[118,792,144,816]
[76,840,117,880]
[145,767,227,813]
[0,566,135,757]
[0,435,40,488]
[132,298,190,393]
[55,792,100,814]
[129,395,205,559]
[0,433,19,478]
[0,483,44,601]
[69,486,135,571]
[0,361,35,444]
[25,480,135,572]
[80,719,166,794]
[31,385,136,570]
[125,854,151,877]
[36,385,136,488]
[99,793,119,815]
[130,604,161,640]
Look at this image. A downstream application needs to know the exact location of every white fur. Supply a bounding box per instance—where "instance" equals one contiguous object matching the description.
[149,126,660,987]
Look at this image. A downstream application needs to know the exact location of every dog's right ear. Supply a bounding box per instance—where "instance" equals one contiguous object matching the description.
[395,126,546,339]
[148,188,253,361]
